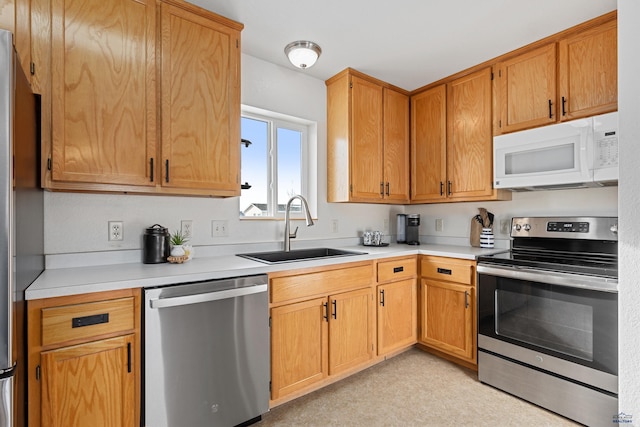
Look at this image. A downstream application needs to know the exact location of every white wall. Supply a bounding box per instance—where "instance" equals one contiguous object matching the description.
[408,187,618,246]
[618,0,640,418]
[43,54,395,256]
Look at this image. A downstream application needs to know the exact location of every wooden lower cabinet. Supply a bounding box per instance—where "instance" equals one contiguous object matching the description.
[270,297,327,400]
[377,279,417,355]
[420,279,474,361]
[269,261,374,404]
[27,289,141,427]
[418,256,476,366]
[375,256,418,356]
[329,288,373,374]
[270,288,373,401]
[41,335,136,427]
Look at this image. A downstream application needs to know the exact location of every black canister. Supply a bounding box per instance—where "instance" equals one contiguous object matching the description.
[143,224,171,264]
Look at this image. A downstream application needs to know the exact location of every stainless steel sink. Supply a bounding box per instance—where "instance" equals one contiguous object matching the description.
[237,248,366,264]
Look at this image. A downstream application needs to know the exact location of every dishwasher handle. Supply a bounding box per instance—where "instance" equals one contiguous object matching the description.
[149,283,267,309]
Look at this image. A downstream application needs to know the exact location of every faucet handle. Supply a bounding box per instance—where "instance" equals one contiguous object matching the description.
[289,226,299,239]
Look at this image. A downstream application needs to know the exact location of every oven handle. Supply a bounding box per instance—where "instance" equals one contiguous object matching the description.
[149,284,268,309]
[477,264,618,293]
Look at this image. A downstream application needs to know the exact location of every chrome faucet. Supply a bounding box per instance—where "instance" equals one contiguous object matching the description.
[284,195,314,251]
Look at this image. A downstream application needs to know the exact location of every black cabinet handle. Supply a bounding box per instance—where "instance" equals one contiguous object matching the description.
[323,302,329,322]
[332,300,337,319]
[393,266,404,273]
[127,342,132,373]
[72,313,109,328]
[548,99,553,118]
[439,181,444,196]
[380,289,385,307]
[447,181,452,196]
[464,291,470,309]
[385,182,390,196]
[562,96,567,116]
[437,267,452,275]
[149,158,154,182]
[165,159,169,183]
[380,182,384,197]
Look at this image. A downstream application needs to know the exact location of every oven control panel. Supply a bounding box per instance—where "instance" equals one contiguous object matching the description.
[546,222,589,233]
[511,217,618,240]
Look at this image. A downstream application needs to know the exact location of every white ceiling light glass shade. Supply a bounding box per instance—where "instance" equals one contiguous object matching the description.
[284,40,322,69]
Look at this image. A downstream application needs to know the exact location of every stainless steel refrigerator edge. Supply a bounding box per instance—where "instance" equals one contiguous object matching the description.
[0,30,44,427]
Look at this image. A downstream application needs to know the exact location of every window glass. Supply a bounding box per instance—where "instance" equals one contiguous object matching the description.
[240,117,269,217]
[277,127,302,213]
[239,108,312,219]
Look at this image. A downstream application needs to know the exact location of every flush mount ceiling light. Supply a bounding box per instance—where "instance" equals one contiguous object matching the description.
[284,40,322,69]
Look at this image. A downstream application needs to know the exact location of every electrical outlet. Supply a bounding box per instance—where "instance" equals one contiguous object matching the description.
[435,218,444,232]
[500,219,511,235]
[211,220,228,237]
[181,220,193,238]
[383,218,389,234]
[331,219,339,233]
[108,221,123,241]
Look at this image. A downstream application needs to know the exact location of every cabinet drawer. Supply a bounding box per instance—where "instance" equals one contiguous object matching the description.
[271,263,373,304]
[420,257,474,285]
[42,297,135,347]
[377,257,417,283]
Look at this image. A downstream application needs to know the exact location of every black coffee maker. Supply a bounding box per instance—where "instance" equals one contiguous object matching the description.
[143,224,171,263]
[406,214,420,245]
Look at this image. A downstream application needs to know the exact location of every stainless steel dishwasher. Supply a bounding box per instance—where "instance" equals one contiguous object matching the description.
[144,275,269,427]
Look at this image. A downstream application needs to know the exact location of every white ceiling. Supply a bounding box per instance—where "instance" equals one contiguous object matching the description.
[188,0,617,91]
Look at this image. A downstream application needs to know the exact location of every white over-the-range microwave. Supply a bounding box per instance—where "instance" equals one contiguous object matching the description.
[493,112,619,191]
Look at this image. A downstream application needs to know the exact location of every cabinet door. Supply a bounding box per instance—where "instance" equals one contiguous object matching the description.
[328,288,373,375]
[377,279,417,355]
[447,68,493,199]
[350,75,384,201]
[270,297,328,400]
[40,335,136,427]
[50,0,156,186]
[420,279,474,361]
[382,88,410,203]
[410,84,447,202]
[495,43,557,134]
[160,2,240,193]
[558,19,617,121]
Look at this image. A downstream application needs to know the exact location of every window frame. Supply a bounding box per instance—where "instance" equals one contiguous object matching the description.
[240,105,317,220]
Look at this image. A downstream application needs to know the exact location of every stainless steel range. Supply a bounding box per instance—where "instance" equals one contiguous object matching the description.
[477,216,618,426]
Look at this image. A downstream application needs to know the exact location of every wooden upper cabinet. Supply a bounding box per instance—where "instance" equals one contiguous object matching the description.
[411,84,447,202]
[49,0,156,186]
[1,0,30,80]
[0,0,13,32]
[558,18,617,121]
[327,68,409,203]
[447,67,494,199]
[383,88,410,202]
[494,15,617,135]
[41,0,242,195]
[495,43,557,133]
[350,75,384,201]
[160,1,240,194]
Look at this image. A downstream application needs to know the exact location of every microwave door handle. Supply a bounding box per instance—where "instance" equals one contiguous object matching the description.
[580,124,594,180]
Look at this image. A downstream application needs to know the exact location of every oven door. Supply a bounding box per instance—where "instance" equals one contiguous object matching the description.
[477,264,617,392]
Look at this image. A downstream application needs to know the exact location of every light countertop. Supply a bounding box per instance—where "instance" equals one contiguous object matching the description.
[25,243,507,300]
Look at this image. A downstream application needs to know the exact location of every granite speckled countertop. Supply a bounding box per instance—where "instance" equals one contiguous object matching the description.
[26,243,507,300]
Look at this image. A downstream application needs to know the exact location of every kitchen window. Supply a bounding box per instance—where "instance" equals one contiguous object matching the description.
[239,106,317,219]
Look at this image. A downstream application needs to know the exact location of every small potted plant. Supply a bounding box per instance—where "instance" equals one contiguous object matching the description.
[170,230,189,257]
